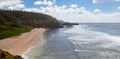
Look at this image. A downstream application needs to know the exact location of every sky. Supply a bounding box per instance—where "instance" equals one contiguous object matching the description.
[0,0,120,23]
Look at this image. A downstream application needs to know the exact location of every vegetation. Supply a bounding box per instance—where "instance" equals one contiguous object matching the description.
[0,27,32,39]
[0,49,23,59]
[0,10,62,39]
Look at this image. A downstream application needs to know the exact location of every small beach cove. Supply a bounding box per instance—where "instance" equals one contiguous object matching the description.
[0,28,46,57]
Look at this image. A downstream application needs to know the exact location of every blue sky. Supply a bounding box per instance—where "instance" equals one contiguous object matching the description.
[57,0,119,12]
[23,0,120,13]
[0,0,120,22]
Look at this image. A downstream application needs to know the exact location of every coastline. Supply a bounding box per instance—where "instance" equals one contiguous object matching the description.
[0,28,46,56]
[22,30,48,59]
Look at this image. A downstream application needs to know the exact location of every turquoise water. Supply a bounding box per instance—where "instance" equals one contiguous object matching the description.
[27,23,120,59]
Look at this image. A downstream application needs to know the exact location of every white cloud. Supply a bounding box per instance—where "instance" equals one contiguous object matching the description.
[93,0,120,3]
[93,9,101,13]
[118,6,120,10]
[23,4,120,23]
[71,4,77,8]
[30,0,120,23]
[34,1,43,5]
[8,4,25,10]
[23,8,41,12]
[34,0,54,6]
[0,0,25,10]
[47,1,54,6]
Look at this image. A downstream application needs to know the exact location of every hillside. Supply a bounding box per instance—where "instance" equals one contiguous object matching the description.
[0,10,62,39]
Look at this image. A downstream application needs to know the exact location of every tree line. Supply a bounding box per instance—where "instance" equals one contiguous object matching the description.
[0,10,62,39]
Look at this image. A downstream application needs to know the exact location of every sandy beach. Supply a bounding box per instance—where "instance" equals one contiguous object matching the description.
[0,28,46,56]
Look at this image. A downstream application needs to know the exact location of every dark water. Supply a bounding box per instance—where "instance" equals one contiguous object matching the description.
[28,23,120,59]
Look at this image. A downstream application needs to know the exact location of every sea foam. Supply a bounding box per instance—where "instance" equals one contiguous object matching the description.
[64,25,120,49]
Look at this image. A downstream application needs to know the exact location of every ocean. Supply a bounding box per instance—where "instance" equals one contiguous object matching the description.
[26,23,120,59]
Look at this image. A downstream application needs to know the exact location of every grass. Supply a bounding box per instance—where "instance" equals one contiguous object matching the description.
[0,26,33,39]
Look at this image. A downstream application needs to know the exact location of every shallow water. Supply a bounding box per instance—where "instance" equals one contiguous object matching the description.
[28,23,120,59]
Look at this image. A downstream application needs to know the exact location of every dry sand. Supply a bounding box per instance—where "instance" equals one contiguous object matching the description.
[0,28,46,56]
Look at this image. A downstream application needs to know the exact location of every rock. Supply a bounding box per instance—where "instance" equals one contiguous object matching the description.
[15,55,23,59]
[0,52,6,59]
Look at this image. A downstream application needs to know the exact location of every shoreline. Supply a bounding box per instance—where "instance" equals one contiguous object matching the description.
[22,32,47,59]
[0,28,46,57]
